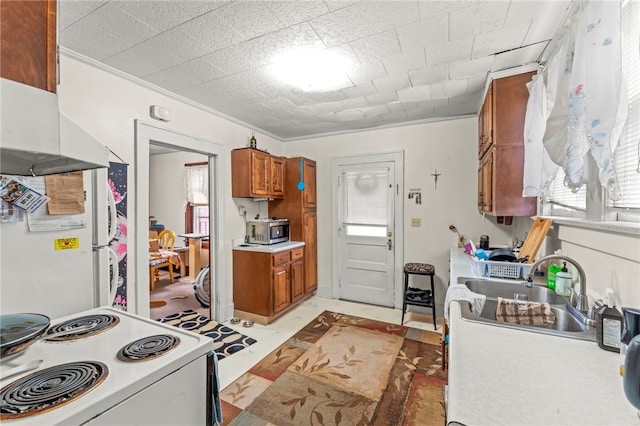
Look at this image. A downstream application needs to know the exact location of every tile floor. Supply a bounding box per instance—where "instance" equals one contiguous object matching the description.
[217,295,443,390]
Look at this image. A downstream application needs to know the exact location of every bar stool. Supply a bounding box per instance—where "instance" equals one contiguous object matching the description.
[401,262,437,330]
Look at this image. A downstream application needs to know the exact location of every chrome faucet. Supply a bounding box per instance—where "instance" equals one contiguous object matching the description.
[526,254,589,314]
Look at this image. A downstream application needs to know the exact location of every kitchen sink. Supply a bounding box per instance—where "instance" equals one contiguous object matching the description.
[457,277,596,341]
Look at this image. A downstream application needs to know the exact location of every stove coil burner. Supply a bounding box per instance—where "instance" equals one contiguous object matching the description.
[45,314,120,341]
[0,361,108,420]
[117,334,180,362]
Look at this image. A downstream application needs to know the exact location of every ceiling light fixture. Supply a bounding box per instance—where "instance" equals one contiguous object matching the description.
[270,49,351,92]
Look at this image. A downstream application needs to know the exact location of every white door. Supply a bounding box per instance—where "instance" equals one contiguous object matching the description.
[337,162,395,307]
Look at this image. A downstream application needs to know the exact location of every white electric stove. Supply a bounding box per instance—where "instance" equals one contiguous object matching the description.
[0,307,213,425]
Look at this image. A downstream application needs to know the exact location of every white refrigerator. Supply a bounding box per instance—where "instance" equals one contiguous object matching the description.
[0,168,119,318]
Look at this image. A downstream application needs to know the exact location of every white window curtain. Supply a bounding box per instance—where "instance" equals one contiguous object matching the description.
[185,165,208,205]
[524,0,628,200]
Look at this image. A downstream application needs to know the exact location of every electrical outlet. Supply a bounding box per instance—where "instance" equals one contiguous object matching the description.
[238,205,246,216]
[411,218,421,227]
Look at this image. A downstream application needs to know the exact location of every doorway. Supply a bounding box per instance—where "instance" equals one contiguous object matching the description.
[134,121,227,322]
[332,152,404,308]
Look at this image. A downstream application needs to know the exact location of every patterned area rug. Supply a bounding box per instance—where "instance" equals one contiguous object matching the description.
[220,310,447,425]
[157,310,256,360]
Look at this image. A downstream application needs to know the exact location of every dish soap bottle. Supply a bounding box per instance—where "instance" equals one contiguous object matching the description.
[547,250,562,291]
[555,262,572,296]
[596,289,623,353]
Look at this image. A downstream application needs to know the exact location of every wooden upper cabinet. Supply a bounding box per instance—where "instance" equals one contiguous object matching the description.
[231,148,284,199]
[270,156,285,198]
[0,0,58,92]
[477,72,536,217]
[302,159,316,208]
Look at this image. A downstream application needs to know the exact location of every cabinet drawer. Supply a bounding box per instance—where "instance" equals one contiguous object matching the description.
[273,251,290,266]
[291,247,304,260]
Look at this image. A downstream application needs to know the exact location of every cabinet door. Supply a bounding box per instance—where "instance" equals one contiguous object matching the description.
[0,0,57,92]
[272,265,290,314]
[478,150,493,213]
[303,160,317,208]
[270,156,285,199]
[251,151,270,197]
[290,259,304,302]
[303,211,317,293]
[478,86,493,158]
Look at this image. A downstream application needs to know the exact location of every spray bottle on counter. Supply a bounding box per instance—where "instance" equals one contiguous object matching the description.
[596,289,623,353]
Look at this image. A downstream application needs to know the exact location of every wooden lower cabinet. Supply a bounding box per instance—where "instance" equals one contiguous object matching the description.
[233,246,306,324]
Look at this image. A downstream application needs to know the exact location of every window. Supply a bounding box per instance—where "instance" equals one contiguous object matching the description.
[184,162,210,240]
[543,0,639,225]
[193,205,209,234]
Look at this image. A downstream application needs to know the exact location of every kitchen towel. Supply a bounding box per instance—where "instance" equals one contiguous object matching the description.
[444,284,487,325]
[495,297,556,326]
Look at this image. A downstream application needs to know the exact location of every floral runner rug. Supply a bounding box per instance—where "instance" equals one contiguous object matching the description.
[157,310,256,360]
[220,310,447,425]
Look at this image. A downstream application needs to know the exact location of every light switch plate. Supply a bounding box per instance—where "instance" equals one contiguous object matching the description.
[411,218,421,227]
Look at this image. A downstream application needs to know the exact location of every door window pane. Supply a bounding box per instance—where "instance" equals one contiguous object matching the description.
[344,170,389,226]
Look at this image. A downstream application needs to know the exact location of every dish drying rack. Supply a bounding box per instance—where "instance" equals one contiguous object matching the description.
[472,258,533,280]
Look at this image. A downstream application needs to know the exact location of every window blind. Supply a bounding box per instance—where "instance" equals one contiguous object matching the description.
[611,0,640,210]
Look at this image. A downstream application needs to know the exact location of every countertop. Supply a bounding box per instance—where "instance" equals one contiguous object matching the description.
[232,240,305,253]
[447,248,638,425]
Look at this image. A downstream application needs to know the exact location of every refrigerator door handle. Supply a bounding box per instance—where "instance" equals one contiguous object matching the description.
[107,247,119,305]
[107,185,118,242]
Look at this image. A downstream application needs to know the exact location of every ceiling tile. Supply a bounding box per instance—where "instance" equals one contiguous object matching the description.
[397,85,430,102]
[382,49,427,76]
[359,104,392,117]
[59,0,107,30]
[180,10,244,51]
[522,4,570,46]
[396,16,448,52]
[357,1,420,34]
[102,49,164,78]
[113,1,225,32]
[347,59,388,85]
[350,29,402,63]
[215,1,283,40]
[492,42,547,72]
[417,1,469,20]
[60,24,130,60]
[466,73,488,94]
[146,59,226,91]
[449,2,510,41]
[309,4,369,47]
[135,27,211,64]
[365,92,399,104]
[77,2,158,46]
[372,74,411,93]
[266,1,330,27]
[340,82,378,98]
[471,23,530,58]
[449,55,495,79]
[409,64,449,86]
[425,37,473,67]
[335,109,365,121]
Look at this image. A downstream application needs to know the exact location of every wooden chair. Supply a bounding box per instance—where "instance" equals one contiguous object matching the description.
[149,229,176,291]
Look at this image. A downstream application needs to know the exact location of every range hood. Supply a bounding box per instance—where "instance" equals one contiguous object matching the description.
[1,78,109,176]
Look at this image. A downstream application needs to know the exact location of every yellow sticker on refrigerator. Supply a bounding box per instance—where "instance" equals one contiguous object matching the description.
[55,237,79,250]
